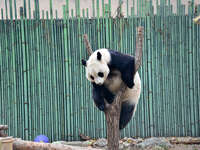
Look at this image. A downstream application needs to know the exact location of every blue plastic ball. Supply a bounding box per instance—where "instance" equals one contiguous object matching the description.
[34,135,49,143]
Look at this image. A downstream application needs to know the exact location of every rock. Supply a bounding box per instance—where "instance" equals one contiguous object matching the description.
[119,143,124,150]
[121,137,143,145]
[79,133,91,141]
[123,141,132,147]
[93,138,107,147]
[82,140,96,147]
[122,137,128,141]
[136,137,172,149]
[132,137,143,144]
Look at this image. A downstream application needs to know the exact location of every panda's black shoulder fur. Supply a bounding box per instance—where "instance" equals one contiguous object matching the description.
[107,49,136,88]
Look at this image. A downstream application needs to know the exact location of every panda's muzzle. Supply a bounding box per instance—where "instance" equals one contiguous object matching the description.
[95,79,104,85]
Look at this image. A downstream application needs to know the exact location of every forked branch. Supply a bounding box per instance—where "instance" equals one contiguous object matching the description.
[83,26,143,150]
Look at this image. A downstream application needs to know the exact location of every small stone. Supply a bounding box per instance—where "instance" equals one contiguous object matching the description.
[123,141,132,147]
[119,140,124,144]
[119,143,124,150]
[79,133,91,141]
[93,138,107,147]
[127,138,133,143]
[122,137,128,142]
[136,137,172,149]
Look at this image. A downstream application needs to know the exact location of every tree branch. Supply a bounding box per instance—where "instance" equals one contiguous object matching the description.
[135,27,144,72]
[83,34,93,55]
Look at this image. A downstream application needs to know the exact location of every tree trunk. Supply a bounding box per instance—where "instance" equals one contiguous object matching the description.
[105,85,126,150]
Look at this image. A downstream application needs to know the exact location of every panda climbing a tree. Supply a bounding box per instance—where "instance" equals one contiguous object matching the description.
[82,48,141,130]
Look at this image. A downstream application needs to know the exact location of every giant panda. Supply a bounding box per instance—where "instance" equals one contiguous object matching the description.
[82,48,141,130]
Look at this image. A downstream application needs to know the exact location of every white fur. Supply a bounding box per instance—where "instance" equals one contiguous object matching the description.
[87,49,111,64]
[86,49,111,85]
[86,61,109,85]
[104,70,141,106]
[104,70,141,116]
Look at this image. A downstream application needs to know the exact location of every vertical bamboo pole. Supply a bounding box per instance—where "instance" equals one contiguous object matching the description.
[63,3,70,141]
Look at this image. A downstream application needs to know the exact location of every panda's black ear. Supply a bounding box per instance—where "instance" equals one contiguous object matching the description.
[81,59,87,67]
[97,52,102,61]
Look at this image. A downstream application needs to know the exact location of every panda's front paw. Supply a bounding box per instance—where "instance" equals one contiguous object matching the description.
[98,104,105,111]
[95,103,105,111]
[106,94,115,104]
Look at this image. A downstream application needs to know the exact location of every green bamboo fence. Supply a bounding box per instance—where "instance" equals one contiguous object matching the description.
[0,0,200,141]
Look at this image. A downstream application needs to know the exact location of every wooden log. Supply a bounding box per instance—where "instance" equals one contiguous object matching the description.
[13,139,72,150]
[169,137,200,145]
[13,139,101,150]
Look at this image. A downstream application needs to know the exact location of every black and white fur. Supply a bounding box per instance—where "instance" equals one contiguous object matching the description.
[82,48,141,130]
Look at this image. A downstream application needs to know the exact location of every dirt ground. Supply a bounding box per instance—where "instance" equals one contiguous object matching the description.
[169,144,200,150]
[143,144,200,150]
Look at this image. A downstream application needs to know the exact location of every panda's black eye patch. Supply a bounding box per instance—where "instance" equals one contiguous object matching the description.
[98,72,104,78]
[90,75,94,80]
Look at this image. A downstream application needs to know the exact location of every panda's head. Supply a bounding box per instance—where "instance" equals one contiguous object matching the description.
[82,49,111,85]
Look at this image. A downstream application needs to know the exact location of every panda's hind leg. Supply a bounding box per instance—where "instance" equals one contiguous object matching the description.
[119,101,135,130]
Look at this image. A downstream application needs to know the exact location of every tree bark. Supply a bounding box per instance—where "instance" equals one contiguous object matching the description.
[135,27,144,71]
[83,34,93,55]
[105,84,127,150]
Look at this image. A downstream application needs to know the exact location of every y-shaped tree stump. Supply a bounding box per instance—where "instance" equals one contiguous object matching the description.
[83,27,144,150]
